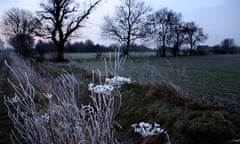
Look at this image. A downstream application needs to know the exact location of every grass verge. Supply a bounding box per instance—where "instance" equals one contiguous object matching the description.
[117,82,240,144]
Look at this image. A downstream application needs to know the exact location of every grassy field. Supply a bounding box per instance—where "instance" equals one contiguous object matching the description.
[79,54,240,143]
[81,54,240,110]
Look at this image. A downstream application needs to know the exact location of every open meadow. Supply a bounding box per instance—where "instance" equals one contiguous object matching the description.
[82,54,240,110]
[1,52,240,144]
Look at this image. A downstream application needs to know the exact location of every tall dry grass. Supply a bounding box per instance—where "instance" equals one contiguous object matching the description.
[3,52,128,144]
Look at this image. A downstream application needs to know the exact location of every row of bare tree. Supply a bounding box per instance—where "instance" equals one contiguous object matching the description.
[0,0,208,61]
[102,0,208,57]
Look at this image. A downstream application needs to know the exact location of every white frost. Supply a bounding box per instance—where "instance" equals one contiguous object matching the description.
[105,76,132,85]
[88,83,114,95]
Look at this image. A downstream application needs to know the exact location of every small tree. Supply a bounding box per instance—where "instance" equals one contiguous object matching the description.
[102,0,151,56]
[39,0,102,62]
[1,8,40,56]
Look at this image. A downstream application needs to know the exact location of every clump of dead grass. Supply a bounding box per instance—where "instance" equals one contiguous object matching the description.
[143,82,185,106]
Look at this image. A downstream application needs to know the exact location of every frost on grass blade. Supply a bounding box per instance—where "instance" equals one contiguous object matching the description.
[6,94,20,103]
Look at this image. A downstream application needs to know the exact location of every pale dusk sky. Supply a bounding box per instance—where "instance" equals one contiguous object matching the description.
[0,0,239,46]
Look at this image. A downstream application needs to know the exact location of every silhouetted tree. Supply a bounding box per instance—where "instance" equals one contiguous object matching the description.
[39,0,102,62]
[183,22,208,55]
[146,8,180,56]
[1,8,40,56]
[220,38,236,54]
[102,0,151,56]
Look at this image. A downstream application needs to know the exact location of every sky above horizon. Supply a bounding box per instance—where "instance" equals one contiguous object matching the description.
[0,0,239,47]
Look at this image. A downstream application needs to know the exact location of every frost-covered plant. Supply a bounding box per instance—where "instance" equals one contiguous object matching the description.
[104,49,126,77]
[88,72,132,144]
[4,62,50,143]
[105,76,132,86]
[131,122,171,144]
[4,51,131,144]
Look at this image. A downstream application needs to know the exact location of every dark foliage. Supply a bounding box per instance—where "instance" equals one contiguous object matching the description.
[35,39,153,55]
[9,34,34,58]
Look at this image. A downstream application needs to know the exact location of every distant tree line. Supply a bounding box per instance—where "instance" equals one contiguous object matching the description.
[35,39,153,54]
[196,38,240,55]
[102,0,208,57]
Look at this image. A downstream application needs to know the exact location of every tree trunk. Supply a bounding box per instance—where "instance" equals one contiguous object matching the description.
[189,38,193,55]
[124,25,131,57]
[190,42,193,55]
[56,43,66,62]
[125,40,130,56]
[174,34,180,57]
[174,43,179,57]
[162,36,166,57]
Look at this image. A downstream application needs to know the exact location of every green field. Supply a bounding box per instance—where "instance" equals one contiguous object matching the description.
[81,54,240,110]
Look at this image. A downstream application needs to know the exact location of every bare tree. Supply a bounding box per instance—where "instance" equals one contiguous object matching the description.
[38,0,102,62]
[102,0,151,56]
[183,22,208,55]
[1,8,41,56]
[146,8,180,57]
[1,8,40,36]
